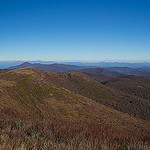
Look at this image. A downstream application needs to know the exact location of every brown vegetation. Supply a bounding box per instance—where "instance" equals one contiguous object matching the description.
[17,67,150,121]
[0,107,150,150]
[0,67,150,149]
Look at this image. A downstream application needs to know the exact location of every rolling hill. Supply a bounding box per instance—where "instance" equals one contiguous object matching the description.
[0,69,10,73]
[79,68,125,82]
[14,67,149,121]
[108,67,150,77]
[0,67,150,149]
[0,67,150,122]
[105,75,150,102]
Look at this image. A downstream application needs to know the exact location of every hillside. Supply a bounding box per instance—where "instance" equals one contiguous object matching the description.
[105,75,150,102]
[108,67,150,77]
[0,67,149,130]
[1,67,150,122]
[14,67,150,121]
[0,69,10,73]
[79,68,125,82]
[1,67,150,149]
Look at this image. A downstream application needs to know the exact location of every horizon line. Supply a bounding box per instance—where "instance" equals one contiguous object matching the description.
[0,60,150,63]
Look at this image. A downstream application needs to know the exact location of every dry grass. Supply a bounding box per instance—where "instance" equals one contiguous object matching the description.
[10,67,150,122]
[0,115,150,150]
[0,68,150,149]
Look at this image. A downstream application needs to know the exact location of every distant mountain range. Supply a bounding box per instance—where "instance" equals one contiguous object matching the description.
[8,62,85,73]
[64,61,150,68]
[0,61,55,69]
[1,60,150,69]
[7,62,150,82]
[7,62,125,82]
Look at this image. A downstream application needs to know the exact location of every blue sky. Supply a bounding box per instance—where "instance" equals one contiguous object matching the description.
[0,0,150,62]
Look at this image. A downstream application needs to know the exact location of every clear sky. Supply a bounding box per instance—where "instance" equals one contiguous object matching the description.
[0,0,150,62]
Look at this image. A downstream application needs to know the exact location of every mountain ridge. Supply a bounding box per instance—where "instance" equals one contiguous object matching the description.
[2,67,150,121]
[0,67,150,134]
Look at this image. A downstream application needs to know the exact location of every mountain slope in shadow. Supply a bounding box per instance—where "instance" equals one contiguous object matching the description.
[79,68,125,82]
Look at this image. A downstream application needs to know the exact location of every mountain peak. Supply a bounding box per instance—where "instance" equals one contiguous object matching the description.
[21,62,32,66]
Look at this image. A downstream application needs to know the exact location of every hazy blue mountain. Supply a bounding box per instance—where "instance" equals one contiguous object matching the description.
[0,61,55,69]
[63,62,150,68]
[0,61,24,69]
[8,62,85,72]
[2,61,150,69]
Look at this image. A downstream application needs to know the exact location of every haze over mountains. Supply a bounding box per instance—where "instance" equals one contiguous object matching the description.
[8,62,85,73]
[1,60,150,69]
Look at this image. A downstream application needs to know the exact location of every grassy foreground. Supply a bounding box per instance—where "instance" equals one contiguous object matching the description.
[0,115,150,150]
